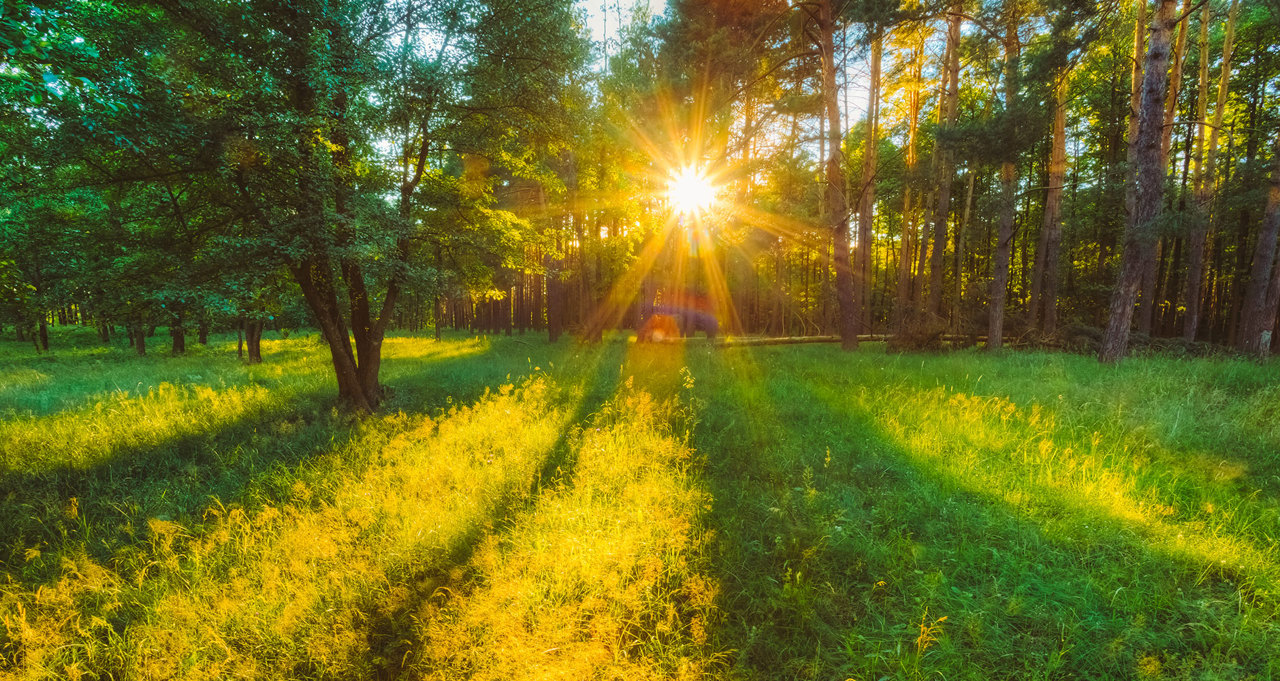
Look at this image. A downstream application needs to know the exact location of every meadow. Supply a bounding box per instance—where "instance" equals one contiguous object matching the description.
[1,327,1278,680]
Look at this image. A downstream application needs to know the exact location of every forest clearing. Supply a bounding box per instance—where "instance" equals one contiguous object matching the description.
[1,329,1279,678]
[4,0,1280,677]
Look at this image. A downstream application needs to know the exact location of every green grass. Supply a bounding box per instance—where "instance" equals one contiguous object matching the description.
[1,327,1278,679]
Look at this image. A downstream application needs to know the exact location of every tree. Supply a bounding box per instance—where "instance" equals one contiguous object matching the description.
[136,0,585,411]
[853,29,882,338]
[818,0,858,349]
[1184,0,1239,342]
[986,2,1022,351]
[1099,0,1178,363]
[925,1,962,320]
[1238,130,1280,354]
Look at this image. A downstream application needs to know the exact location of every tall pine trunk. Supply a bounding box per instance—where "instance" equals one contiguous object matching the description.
[1137,0,1192,334]
[1033,73,1068,334]
[1238,131,1280,354]
[987,12,1020,350]
[894,42,922,332]
[927,1,963,319]
[1184,0,1238,341]
[819,0,856,350]
[855,33,881,335]
[1100,0,1177,363]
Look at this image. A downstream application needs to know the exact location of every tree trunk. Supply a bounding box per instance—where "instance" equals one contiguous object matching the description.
[1041,74,1068,335]
[818,0,856,350]
[987,13,1020,351]
[1239,130,1280,354]
[132,322,146,356]
[171,315,186,355]
[1184,0,1238,341]
[1259,216,1280,359]
[434,296,443,341]
[38,318,49,351]
[1159,0,1193,164]
[894,43,922,333]
[1029,72,1070,335]
[855,33,881,336]
[955,170,976,331]
[1123,0,1146,229]
[927,1,963,319]
[1136,0,1192,335]
[245,320,264,364]
[547,246,563,343]
[1100,0,1177,363]
[292,259,374,413]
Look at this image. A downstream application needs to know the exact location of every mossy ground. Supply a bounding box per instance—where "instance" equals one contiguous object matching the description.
[1,327,1277,679]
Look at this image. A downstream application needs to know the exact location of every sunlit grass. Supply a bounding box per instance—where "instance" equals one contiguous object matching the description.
[692,345,1280,678]
[1,328,1278,678]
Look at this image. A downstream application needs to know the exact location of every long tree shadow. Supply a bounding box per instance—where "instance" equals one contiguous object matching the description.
[689,346,1279,680]
[362,337,633,679]
[0,334,507,589]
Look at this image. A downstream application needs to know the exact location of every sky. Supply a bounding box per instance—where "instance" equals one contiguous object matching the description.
[578,0,667,52]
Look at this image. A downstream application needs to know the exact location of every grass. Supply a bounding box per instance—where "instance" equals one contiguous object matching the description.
[1,326,1278,679]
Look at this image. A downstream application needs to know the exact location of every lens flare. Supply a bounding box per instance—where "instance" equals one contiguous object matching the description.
[666,166,717,215]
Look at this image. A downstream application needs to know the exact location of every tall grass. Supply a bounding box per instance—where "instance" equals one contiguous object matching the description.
[692,345,1280,679]
[1,328,1278,679]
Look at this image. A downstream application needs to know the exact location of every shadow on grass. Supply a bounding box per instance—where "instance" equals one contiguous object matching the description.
[689,346,1279,680]
[0,334,509,589]
[362,337,633,679]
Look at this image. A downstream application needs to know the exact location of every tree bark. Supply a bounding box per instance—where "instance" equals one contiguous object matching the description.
[988,11,1020,351]
[927,1,963,319]
[818,0,857,350]
[1136,0,1192,335]
[1239,130,1280,354]
[292,259,374,413]
[132,322,146,356]
[1159,0,1193,164]
[855,33,881,336]
[1040,74,1068,335]
[1184,0,1238,341]
[245,320,264,364]
[1100,0,1177,363]
[894,41,923,333]
[171,313,186,355]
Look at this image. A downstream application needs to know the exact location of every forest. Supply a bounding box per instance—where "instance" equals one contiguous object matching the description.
[2,0,1279,404]
[2,0,1280,678]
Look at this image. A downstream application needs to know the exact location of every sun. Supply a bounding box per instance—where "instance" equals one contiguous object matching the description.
[667,166,718,215]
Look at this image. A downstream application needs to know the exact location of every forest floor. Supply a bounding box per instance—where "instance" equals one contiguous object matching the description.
[1,327,1278,680]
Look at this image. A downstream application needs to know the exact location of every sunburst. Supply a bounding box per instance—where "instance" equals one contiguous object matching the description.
[666,166,718,216]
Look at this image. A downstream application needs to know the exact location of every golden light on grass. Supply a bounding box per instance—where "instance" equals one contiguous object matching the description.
[666,166,718,215]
